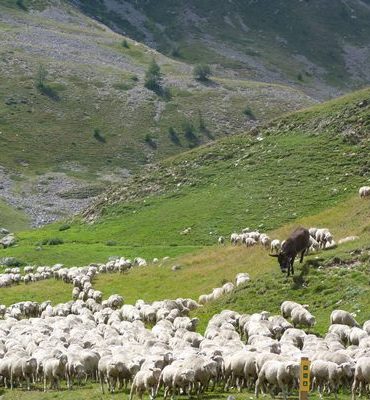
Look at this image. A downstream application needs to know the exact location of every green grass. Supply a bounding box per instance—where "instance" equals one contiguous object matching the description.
[0,196,368,400]
[0,198,30,231]
[0,383,356,400]
[1,87,369,264]
[0,244,201,270]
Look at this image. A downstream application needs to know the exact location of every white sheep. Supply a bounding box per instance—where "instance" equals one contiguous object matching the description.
[352,356,370,399]
[255,360,300,400]
[235,273,250,287]
[270,239,281,254]
[291,307,316,330]
[129,367,161,400]
[359,186,370,198]
[310,360,352,399]
[330,310,360,327]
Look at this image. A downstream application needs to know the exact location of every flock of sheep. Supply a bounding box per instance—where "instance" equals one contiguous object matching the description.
[0,184,369,398]
[220,226,336,254]
[0,280,369,400]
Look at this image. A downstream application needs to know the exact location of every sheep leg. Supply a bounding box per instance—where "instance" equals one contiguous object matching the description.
[129,383,135,400]
[255,379,260,398]
[99,372,105,394]
[43,376,47,392]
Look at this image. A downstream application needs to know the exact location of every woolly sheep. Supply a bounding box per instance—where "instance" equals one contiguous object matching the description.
[359,186,370,198]
[290,307,316,330]
[352,356,370,399]
[129,367,161,400]
[310,360,352,399]
[235,273,250,287]
[330,310,360,327]
[255,360,300,400]
[270,239,281,254]
[280,301,306,318]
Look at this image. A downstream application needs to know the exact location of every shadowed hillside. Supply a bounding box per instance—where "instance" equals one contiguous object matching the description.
[74,0,370,99]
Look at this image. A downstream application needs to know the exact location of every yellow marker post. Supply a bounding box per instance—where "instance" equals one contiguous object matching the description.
[299,357,311,400]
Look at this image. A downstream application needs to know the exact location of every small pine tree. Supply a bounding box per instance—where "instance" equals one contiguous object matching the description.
[122,39,129,48]
[35,65,48,90]
[144,59,162,93]
[198,111,206,131]
[193,64,211,81]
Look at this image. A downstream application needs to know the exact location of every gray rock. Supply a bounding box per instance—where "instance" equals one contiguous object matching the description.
[0,228,9,235]
[0,234,16,248]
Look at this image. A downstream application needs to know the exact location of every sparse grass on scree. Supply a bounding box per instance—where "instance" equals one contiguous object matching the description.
[0,1,313,177]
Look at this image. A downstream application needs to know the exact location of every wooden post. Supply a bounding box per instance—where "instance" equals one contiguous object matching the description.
[299,357,311,400]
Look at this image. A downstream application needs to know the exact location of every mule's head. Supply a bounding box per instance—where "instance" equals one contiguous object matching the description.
[269,252,291,273]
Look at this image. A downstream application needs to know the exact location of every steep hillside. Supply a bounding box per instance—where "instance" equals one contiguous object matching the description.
[74,0,370,99]
[2,88,369,267]
[0,0,314,228]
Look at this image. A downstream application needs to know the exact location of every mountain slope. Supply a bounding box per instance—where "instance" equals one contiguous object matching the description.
[0,0,314,227]
[2,87,369,267]
[74,0,370,99]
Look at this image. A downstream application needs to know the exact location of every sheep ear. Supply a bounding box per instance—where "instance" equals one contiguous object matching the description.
[269,254,279,257]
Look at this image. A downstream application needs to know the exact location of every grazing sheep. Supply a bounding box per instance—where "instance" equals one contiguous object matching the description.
[156,364,195,399]
[130,368,161,400]
[359,186,370,198]
[218,236,225,245]
[311,360,352,399]
[230,233,242,245]
[291,307,316,330]
[352,357,370,400]
[315,228,334,249]
[330,310,360,327]
[43,354,68,392]
[255,360,299,400]
[270,239,281,254]
[235,273,250,287]
[280,301,306,318]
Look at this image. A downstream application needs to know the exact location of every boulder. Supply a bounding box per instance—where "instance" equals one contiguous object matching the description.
[0,234,16,248]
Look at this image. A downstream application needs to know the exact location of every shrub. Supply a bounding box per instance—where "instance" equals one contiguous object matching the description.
[93,128,106,143]
[198,111,206,131]
[243,107,256,120]
[16,0,27,11]
[35,65,60,100]
[122,39,129,48]
[183,121,199,147]
[0,257,23,267]
[193,64,211,81]
[168,127,181,145]
[144,133,157,149]
[41,238,64,246]
[171,46,180,57]
[58,224,71,231]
